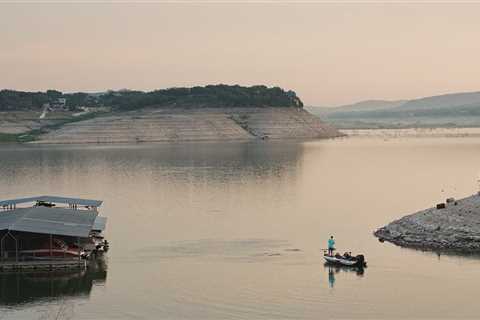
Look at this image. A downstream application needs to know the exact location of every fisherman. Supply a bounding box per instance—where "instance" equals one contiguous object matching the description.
[327,236,335,256]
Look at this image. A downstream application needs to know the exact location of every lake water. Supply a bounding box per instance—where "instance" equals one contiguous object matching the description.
[1,136,480,319]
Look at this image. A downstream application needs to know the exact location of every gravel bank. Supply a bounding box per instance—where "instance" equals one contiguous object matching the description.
[374,194,480,252]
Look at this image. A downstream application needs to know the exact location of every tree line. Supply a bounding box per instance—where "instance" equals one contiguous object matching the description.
[0,85,303,111]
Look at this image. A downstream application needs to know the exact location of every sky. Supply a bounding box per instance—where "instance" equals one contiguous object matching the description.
[1,2,480,106]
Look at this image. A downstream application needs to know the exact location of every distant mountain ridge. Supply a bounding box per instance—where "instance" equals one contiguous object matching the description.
[396,91,480,111]
[309,99,406,115]
[337,99,407,112]
[307,90,480,129]
[312,90,480,114]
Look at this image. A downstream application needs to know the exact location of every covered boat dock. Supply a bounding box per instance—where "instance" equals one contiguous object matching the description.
[0,196,106,271]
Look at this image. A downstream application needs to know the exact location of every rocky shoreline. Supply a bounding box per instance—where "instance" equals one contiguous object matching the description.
[374,193,480,252]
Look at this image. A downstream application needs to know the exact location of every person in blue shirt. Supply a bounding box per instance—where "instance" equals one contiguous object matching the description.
[327,236,335,256]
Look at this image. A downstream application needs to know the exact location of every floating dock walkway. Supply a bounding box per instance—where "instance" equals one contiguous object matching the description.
[0,259,87,272]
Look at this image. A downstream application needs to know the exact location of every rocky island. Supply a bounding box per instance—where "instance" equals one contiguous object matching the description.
[0,85,341,143]
[374,193,480,252]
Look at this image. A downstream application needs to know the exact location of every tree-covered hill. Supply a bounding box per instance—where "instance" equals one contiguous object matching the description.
[0,85,303,111]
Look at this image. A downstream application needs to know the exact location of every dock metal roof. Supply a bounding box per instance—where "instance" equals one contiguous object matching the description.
[0,207,98,238]
[0,196,103,208]
[92,216,107,231]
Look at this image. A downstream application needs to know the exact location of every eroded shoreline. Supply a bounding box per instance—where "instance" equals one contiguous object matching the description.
[31,107,342,144]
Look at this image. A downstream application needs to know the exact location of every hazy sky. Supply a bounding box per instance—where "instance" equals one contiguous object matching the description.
[1,2,479,106]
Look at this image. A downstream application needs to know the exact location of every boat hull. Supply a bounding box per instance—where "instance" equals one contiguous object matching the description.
[323,255,359,266]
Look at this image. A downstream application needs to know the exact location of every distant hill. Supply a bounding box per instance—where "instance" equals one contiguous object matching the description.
[0,85,303,112]
[308,99,405,116]
[0,85,345,143]
[394,91,480,111]
[308,91,480,129]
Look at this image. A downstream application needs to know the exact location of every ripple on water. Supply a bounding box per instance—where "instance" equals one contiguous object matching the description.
[123,238,302,263]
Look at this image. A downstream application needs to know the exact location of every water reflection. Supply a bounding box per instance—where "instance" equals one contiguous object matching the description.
[328,266,335,288]
[0,142,306,186]
[324,264,365,289]
[0,259,107,306]
[388,243,480,262]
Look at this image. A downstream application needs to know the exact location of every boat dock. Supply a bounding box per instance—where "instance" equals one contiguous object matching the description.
[0,195,108,272]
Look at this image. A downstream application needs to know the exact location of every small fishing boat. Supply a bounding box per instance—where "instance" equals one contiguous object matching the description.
[323,251,367,267]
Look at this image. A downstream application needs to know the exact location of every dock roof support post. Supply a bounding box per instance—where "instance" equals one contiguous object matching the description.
[14,234,18,263]
[6,232,19,263]
[0,231,18,262]
[0,232,13,262]
[77,237,81,263]
[50,234,52,259]
[0,234,4,263]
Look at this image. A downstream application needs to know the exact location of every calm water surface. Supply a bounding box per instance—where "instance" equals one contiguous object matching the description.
[1,136,480,319]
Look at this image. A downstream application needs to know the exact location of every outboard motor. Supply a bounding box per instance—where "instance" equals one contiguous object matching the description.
[355,254,367,267]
